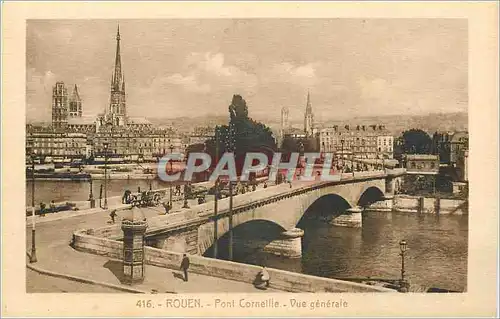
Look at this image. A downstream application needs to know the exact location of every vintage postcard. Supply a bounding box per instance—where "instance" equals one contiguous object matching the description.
[1,1,498,317]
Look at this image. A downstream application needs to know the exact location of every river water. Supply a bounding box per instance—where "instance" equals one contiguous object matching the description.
[26,179,172,205]
[234,212,468,292]
[26,180,468,292]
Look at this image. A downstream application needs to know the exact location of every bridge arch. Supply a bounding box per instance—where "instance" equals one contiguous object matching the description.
[202,219,286,259]
[357,186,385,208]
[297,193,353,226]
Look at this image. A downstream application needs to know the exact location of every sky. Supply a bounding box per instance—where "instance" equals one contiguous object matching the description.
[26,19,468,123]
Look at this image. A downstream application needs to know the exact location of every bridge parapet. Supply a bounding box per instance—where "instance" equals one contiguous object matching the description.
[385,168,406,176]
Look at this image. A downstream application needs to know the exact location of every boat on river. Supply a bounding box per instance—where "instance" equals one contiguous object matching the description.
[27,171,91,181]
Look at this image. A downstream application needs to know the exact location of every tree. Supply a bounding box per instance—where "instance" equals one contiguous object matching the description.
[399,129,433,154]
[205,95,277,174]
[280,135,299,153]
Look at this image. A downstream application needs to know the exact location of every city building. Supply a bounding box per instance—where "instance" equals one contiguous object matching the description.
[377,135,394,157]
[319,124,393,159]
[456,149,468,182]
[93,128,183,161]
[26,128,88,158]
[403,154,440,175]
[432,131,469,165]
[188,126,215,146]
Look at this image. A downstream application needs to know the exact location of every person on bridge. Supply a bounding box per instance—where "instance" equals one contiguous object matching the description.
[122,190,132,204]
[49,200,56,214]
[180,254,190,282]
[162,201,172,214]
[109,209,117,224]
[39,202,46,217]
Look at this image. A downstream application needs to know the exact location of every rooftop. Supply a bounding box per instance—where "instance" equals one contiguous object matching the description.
[67,116,96,125]
[405,154,439,160]
[128,117,152,125]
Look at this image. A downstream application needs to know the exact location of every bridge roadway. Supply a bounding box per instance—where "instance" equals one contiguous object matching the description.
[100,169,405,256]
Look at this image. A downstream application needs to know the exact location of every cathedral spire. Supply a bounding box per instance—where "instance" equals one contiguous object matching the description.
[304,91,314,135]
[108,25,127,124]
[306,90,312,113]
[112,24,122,91]
[71,84,81,102]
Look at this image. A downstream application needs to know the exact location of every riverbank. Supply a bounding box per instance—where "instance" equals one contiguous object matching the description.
[392,194,468,215]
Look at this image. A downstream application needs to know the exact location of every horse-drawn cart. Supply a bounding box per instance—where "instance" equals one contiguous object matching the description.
[129,191,162,207]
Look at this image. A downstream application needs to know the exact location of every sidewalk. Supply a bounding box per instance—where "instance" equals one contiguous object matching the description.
[26,200,281,293]
[28,241,280,293]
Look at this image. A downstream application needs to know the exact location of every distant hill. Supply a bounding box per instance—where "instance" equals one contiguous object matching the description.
[150,112,467,137]
[284,112,468,136]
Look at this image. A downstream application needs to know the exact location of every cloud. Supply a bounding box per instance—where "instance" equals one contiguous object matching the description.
[186,52,233,77]
[26,68,58,121]
[358,77,390,101]
[34,27,73,45]
[164,52,257,95]
[263,62,319,88]
[164,73,211,93]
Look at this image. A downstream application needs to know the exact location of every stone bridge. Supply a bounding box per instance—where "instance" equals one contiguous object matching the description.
[107,169,405,259]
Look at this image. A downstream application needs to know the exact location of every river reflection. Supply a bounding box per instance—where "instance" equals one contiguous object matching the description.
[230,212,468,292]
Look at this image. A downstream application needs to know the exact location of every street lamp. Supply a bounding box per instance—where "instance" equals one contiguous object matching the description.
[340,139,345,173]
[213,129,220,259]
[103,142,109,209]
[169,144,174,206]
[88,178,95,208]
[28,148,37,263]
[399,239,408,291]
[228,122,236,261]
[182,183,190,208]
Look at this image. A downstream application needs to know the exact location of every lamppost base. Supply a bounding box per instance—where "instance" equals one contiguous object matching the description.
[29,250,37,263]
[30,229,37,263]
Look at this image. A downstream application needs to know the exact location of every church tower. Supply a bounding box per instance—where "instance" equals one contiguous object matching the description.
[69,84,82,118]
[108,25,127,126]
[304,91,314,136]
[52,81,68,128]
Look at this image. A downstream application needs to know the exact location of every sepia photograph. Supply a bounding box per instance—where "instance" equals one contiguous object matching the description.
[2,2,498,317]
[25,17,469,294]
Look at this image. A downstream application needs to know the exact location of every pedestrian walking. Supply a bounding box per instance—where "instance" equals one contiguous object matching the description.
[162,201,171,214]
[50,200,56,214]
[263,182,268,189]
[109,209,117,224]
[39,202,46,217]
[180,254,190,282]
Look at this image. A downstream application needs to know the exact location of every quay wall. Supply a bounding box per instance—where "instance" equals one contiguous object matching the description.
[72,229,394,293]
[392,195,467,215]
